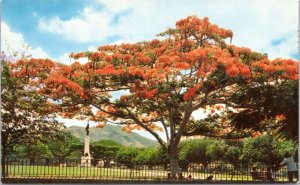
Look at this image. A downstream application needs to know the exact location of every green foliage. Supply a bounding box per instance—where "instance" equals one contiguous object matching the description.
[206,140,227,161]
[11,131,82,163]
[134,146,168,166]
[277,139,298,160]
[91,140,122,167]
[13,142,52,163]
[274,81,298,140]
[179,139,212,166]
[93,139,122,147]
[240,134,297,167]
[224,145,242,167]
[229,80,298,141]
[47,132,82,162]
[179,138,243,168]
[115,147,140,168]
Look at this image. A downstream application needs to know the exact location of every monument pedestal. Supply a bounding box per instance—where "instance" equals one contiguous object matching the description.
[81,156,92,167]
[81,136,92,167]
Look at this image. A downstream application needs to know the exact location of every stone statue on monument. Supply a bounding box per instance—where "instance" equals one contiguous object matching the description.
[86,122,89,136]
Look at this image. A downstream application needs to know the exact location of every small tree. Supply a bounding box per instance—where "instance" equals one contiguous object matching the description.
[115,147,139,168]
[91,139,121,167]
[224,145,242,168]
[13,142,52,164]
[47,131,82,163]
[206,140,227,162]
[277,139,298,161]
[179,138,213,168]
[134,146,169,168]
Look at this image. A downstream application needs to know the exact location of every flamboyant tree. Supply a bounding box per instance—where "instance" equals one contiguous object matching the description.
[11,16,298,177]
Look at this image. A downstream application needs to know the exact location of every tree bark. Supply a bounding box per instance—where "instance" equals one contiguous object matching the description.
[104,160,110,168]
[30,158,35,165]
[169,145,180,179]
[1,134,8,178]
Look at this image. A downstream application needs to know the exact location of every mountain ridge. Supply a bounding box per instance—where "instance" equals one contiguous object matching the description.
[67,125,158,148]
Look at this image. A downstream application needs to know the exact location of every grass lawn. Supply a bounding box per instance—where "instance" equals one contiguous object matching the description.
[7,165,168,180]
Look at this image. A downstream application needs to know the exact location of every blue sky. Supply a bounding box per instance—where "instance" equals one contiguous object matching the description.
[1,0,299,140]
[2,0,98,58]
[2,0,299,61]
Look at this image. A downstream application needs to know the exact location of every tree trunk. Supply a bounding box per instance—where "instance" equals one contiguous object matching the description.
[170,158,179,178]
[1,146,7,178]
[104,160,110,168]
[30,158,35,165]
[1,136,8,178]
[92,159,98,167]
[46,159,50,166]
[169,146,180,179]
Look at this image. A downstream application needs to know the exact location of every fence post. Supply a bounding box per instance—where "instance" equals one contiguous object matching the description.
[13,158,16,178]
[28,158,31,178]
[21,159,23,178]
[5,157,8,178]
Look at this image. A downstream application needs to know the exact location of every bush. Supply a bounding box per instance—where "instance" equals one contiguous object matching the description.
[134,147,168,167]
[91,140,121,167]
[115,147,139,168]
[240,134,297,168]
[206,140,227,162]
[179,138,213,167]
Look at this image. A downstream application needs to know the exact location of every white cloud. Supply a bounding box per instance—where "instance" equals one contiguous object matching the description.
[37,0,298,59]
[1,22,25,53]
[1,22,49,59]
[111,39,136,45]
[56,116,95,127]
[38,7,113,43]
[262,33,298,60]
[96,0,141,12]
[56,53,88,65]
[56,53,72,65]
[192,109,207,120]
[31,46,49,58]
[210,0,298,59]
[87,45,97,52]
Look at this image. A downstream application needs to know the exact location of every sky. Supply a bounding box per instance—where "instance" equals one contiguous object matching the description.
[1,0,299,141]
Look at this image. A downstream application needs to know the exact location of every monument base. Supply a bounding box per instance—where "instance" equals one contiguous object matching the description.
[80,135,92,167]
[81,156,92,167]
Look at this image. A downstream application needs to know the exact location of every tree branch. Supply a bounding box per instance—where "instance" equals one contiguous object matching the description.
[125,108,167,150]
[160,119,170,142]
[92,101,167,149]
[168,107,175,146]
[173,109,192,147]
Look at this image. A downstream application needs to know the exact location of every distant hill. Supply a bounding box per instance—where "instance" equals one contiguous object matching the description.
[67,125,158,148]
